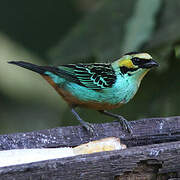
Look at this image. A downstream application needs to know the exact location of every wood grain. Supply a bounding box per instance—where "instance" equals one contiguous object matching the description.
[0,116,180,179]
[0,116,180,150]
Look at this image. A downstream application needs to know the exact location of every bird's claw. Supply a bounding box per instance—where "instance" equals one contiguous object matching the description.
[117,116,133,135]
[82,122,98,136]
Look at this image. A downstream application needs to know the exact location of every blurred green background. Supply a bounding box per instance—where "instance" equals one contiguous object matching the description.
[0,0,180,134]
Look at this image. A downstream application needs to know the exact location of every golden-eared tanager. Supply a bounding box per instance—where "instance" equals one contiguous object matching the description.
[9,52,158,134]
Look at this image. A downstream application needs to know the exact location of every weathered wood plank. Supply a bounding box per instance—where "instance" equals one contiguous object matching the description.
[0,116,180,150]
[0,141,180,180]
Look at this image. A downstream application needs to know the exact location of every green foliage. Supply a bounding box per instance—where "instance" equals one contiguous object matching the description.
[49,0,137,63]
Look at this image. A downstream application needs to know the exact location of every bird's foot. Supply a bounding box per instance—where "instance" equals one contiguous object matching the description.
[116,115,133,134]
[71,107,98,136]
[99,110,133,135]
[82,121,98,136]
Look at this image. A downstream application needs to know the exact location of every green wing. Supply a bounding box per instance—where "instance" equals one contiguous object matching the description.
[57,63,116,90]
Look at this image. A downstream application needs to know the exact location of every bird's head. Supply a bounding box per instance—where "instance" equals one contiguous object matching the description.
[113,52,159,81]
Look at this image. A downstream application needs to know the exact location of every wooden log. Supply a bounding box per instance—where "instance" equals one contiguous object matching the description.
[0,141,180,179]
[0,116,180,179]
[0,116,180,150]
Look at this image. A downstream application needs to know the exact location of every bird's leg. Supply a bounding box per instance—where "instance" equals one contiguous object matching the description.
[71,107,96,135]
[98,110,133,134]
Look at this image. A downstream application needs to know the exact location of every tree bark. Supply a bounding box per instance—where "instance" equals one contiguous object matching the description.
[0,116,180,179]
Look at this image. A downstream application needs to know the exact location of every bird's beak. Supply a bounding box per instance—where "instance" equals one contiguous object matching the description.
[141,59,159,69]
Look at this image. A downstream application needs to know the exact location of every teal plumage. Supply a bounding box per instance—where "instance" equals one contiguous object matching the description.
[45,64,137,105]
[44,61,149,106]
[8,52,158,134]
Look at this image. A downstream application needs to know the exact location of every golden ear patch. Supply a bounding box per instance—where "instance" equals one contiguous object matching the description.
[118,59,136,68]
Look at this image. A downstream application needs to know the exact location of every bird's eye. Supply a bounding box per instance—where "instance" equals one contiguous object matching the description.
[132,57,142,65]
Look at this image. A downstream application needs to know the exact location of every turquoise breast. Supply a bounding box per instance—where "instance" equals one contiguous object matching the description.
[45,71,139,105]
[63,74,139,105]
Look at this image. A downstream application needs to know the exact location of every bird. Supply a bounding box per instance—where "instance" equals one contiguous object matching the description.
[8,52,158,135]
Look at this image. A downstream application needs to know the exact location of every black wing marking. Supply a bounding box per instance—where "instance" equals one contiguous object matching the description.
[59,63,117,90]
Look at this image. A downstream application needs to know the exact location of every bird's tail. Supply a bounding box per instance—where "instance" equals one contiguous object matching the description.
[8,61,53,74]
[8,61,77,84]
